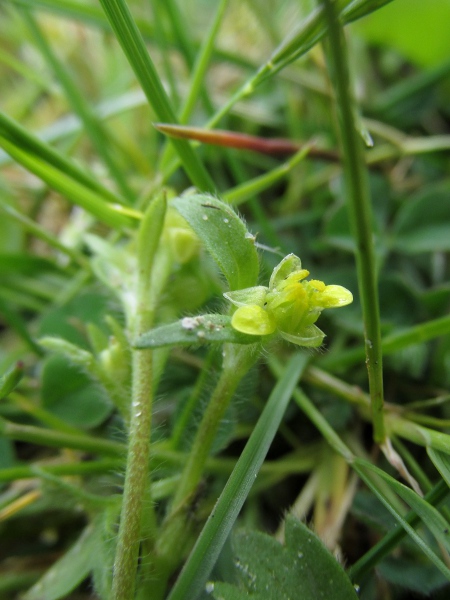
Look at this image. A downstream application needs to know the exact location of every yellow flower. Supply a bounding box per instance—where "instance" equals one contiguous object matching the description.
[223,254,353,347]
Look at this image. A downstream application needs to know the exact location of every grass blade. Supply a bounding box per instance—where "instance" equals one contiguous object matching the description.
[354,458,450,580]
[0,137,140,228]
[0,109,125,205]
[167,352,308,600]
[20,9,133,199]
[97,0,215,192]
[348,480,449,581]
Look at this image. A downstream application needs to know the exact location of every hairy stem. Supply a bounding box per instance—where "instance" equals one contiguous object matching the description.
[111,194,166,600]
[154,343,258,592]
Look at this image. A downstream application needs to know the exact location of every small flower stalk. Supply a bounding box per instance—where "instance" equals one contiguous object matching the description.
[224,253,353,347]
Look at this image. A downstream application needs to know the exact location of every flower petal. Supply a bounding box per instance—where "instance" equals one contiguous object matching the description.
[279,324,325,347]
[231,305,276,336]
[224,286,268,307]
[269,253,302,290]
[319,285,353,308]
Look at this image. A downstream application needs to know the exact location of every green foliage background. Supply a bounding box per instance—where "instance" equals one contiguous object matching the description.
[0,1,450,599]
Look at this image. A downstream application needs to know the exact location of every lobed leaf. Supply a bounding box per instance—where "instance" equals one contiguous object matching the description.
[212,517,357,600]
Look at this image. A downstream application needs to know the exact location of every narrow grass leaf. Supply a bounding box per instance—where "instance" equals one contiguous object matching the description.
[172,194,259,290]
[0,109,125,205]
[348,480,450,582]
[97,0,215,192]
[427,448,450,488]
[167,353,308,600]
[354,458,450,579]
[360,460,450,552]
[23,522,99,600]
[20,9,133,199]
[0,138,140,229]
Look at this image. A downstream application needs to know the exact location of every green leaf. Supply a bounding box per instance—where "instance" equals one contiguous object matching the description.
[41,354,112,429]
[23,523,98,600]
[211,582,250,600]
[134,315,259,348]
[354,0,450,67]
[172,194,259,290]
[0,253,61,276]
[38,290,115,349]
[427,447,450,488]
[378,557,450,596]
[392,184,450,253]
[212,517,357,600]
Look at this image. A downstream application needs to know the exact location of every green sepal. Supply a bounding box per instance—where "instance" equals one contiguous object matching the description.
[279,324,325,347]
[172,194,259,290]
[269,253,302,289]
[223,286,268,307]
[134,315,260,348]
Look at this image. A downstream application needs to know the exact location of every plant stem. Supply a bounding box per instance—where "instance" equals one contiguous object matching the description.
[0,459,123,483]
[155,343,258,587]
[111,194,166,600]
[322,0,385,442]
[0,416,124,456]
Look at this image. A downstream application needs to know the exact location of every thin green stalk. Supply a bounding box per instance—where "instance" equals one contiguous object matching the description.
[0,199,91,271]
[163,0,196,67]
[372,58,450,114]
[155,343,258,589]
[170,349,217,450]
[386,415,450,455]
[111,193,166,600]
[0,416,125,456]
[20,9,133,200]
[0,459,123,483]
[322,0,385,442]
[97,0,215,193]
[223,145,311,206]
[0,287,46,312]
[392,437,432,493]
[149,0,180,108]
[8,392,87,436]
[0,297,44,355]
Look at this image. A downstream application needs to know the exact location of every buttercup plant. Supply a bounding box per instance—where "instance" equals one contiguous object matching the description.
[1,2,450,600]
